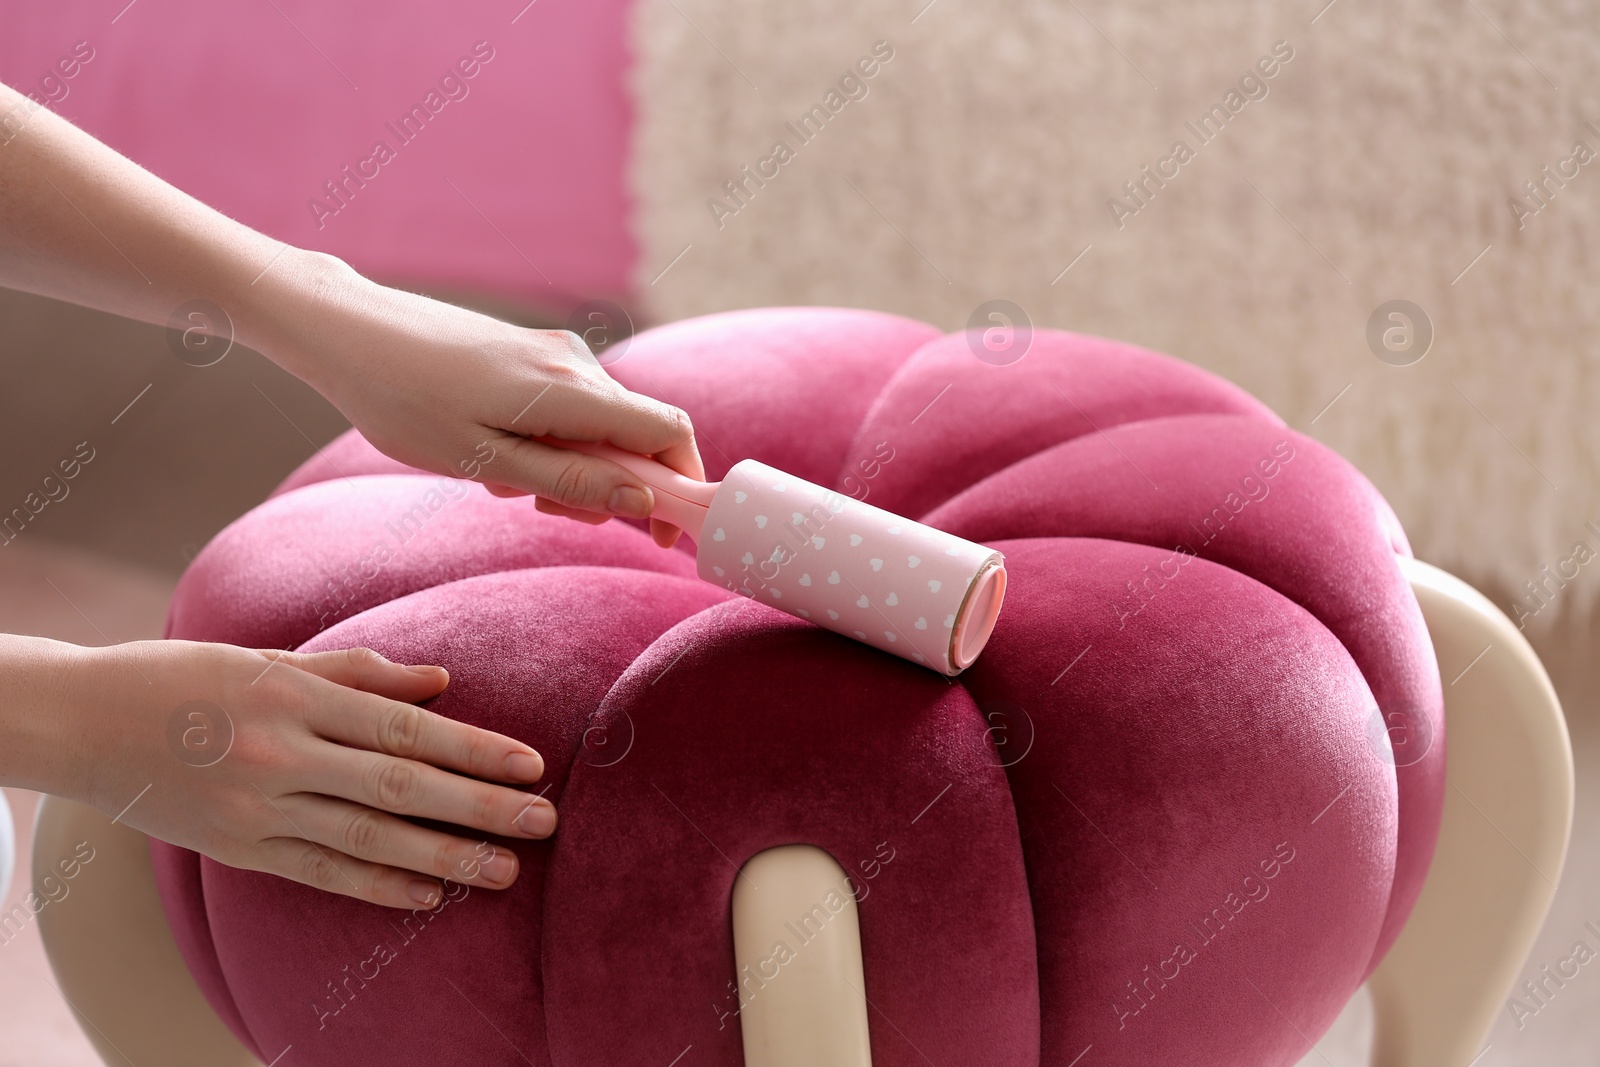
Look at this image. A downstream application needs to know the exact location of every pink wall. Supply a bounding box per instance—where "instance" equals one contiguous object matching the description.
[1,0,637,312]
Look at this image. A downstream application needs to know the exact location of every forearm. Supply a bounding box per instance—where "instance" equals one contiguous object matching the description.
[0,633,96,800]
[0,80,345,375]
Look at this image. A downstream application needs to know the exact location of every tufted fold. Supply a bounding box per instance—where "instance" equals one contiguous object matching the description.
[928,413,1442,966]
[963,538,1397,1063]
[152,308,1442,1067]
[543,607,1039,1065]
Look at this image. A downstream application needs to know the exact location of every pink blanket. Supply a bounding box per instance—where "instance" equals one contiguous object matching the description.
[1,0,636,311]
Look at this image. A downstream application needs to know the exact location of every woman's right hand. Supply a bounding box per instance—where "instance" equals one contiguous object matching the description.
[48,638,554,910]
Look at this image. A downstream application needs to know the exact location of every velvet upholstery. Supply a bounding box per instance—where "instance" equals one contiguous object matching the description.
[151,307,1444,1066]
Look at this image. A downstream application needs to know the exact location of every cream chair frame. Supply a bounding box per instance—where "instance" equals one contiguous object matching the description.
[0,791,13,905]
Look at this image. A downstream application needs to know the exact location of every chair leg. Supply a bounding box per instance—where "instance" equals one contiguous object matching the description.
[1366,559,1574,1066]
[1,790,14,903]
[732,844,874,1067]
[32,795,258,1067]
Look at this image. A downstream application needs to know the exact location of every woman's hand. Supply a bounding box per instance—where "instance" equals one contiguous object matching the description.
[251,253,703,548]
[30,636,556,910]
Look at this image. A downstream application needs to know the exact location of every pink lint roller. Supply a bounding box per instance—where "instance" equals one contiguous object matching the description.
[551,439,1008,675]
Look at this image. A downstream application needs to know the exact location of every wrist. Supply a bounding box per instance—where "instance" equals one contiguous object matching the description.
[0,635,100,800]
[233,246,371,388]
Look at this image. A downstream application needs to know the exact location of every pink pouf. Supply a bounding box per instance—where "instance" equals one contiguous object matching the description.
[152,307,1443,1066]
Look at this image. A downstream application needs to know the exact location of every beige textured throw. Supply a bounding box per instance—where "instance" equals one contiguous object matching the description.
[630,0,1600,626]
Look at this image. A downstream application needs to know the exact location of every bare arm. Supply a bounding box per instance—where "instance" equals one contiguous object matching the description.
[0,80,703,532]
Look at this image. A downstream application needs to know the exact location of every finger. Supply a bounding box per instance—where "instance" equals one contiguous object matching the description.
[276,793,522,890]
[484,482,531,498]
[651,426,706,483]
[647,436,699,550]
[483,434,657,518]
[246,836,450,910]
[266,646,450,703]
[533,496,612,525]
[649,517,682,550]
[305,691,547,785]
[538,490,675,544]
[305,746,558,840]
[509,350,695,465]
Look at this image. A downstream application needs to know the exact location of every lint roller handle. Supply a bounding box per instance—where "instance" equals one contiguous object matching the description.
[536,436,716,541]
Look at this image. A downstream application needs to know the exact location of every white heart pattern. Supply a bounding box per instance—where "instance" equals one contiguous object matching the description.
[870,558,884,571]
[741,552,755,565]
[769,588,782,598]
[914,616,928,629]
[799,573,813,586]
[812,536,826,549]
[827,609,840,620]
[929,580,942,593]
[887,525,901,535]
[828,571,841,584]
[754,515,768,528]
[853,630,867,639]
[798,609,811,618]
[849,534,863,547]
[885,592,899,606]
[713,528,726,541]
[884,631,897,642]
[856,595,869,608]
[734,491,748,504]
[907,556,921,568]
[713,566,725,577]
[944,614,956,628]
[772,484,787,492]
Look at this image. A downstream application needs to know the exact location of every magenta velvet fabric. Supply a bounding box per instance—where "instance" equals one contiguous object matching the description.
[150,308,1443,1066]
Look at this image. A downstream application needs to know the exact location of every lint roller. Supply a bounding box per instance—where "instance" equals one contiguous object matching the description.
[548,439,1007,676]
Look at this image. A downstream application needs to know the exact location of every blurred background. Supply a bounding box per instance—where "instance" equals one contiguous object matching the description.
[2,0,1598,1063]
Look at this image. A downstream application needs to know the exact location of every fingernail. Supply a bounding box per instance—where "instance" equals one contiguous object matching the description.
[480,851,516,884]
[506,750,544,781]
[514,799,557,837]
[408,880,442,907]
[608,484,654,519]
[406,664,446,676]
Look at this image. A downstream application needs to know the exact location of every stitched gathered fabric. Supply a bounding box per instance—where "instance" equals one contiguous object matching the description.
[152,307,1443,1066]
